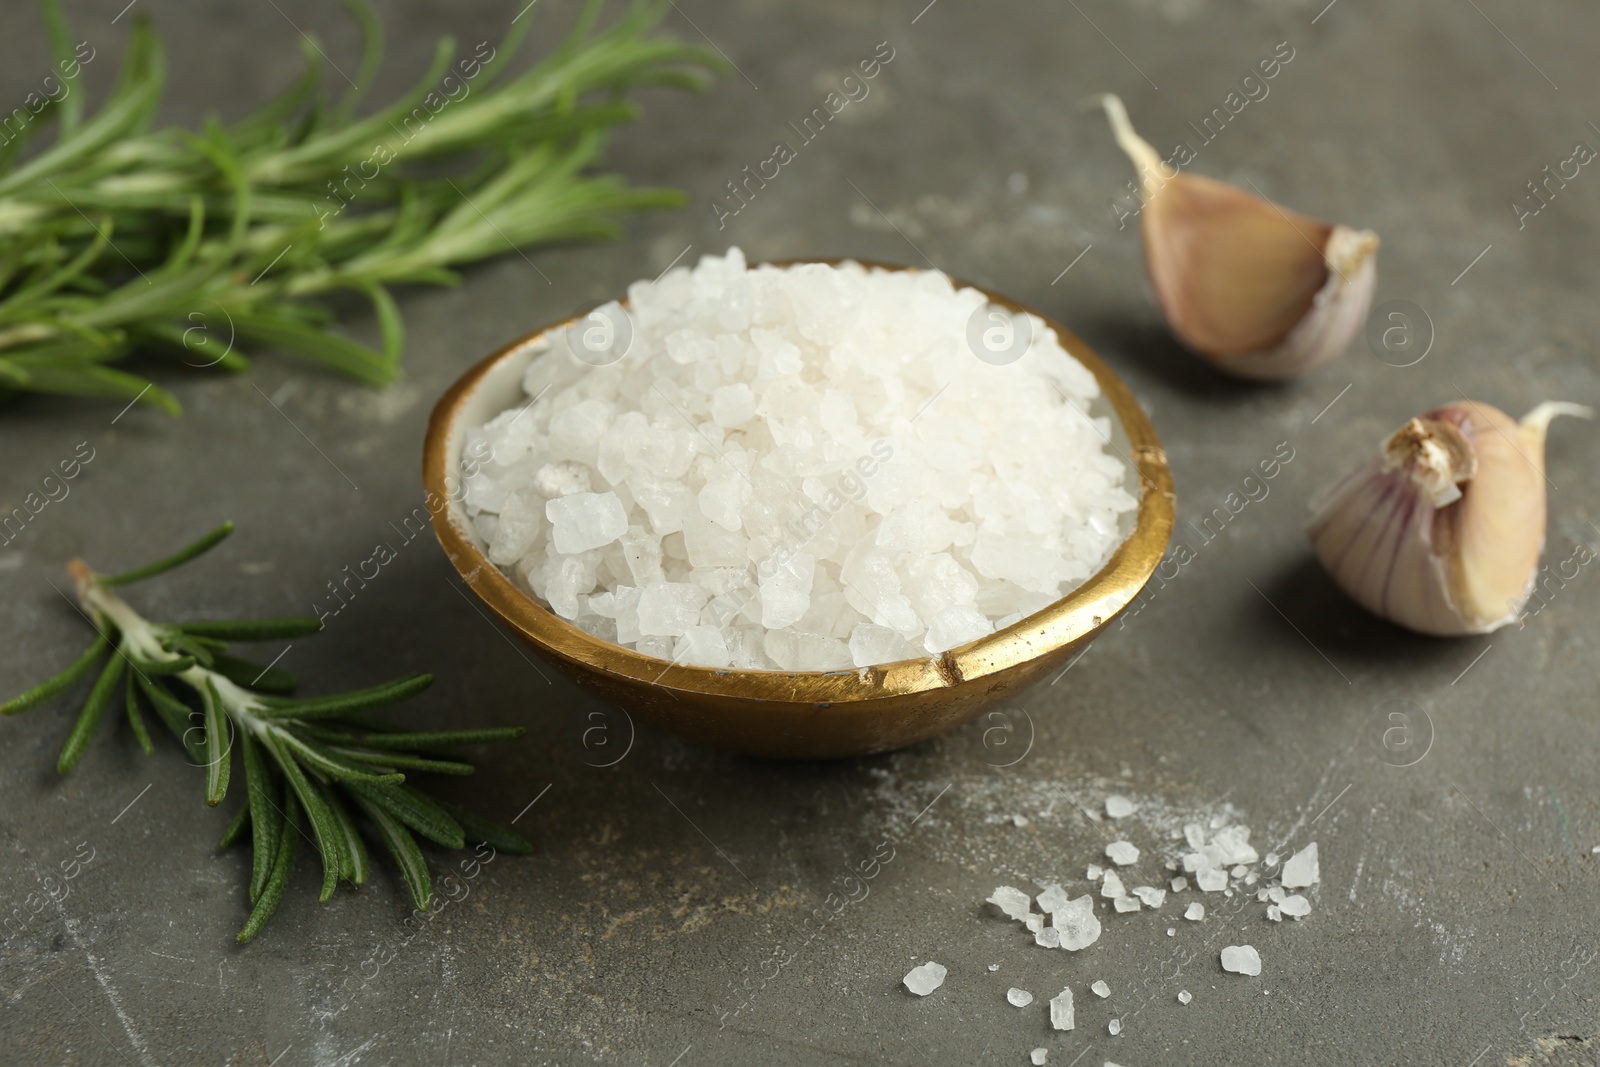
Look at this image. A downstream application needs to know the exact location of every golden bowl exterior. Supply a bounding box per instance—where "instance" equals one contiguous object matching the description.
[423,263,1174,759]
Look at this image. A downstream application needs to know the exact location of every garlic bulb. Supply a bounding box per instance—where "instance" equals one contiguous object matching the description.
[1306,400,1590,636]
[1098,94,1379,381]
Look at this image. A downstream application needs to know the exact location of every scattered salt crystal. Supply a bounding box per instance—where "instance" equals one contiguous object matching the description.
[1054,895,1103,951]
[1105,794,1137,818]
[1036,884,1070,914]
[1181,853,1206,873]
[637,581,709,637]
[987,886,1033,922]
[1165,860,1179,871]
[1007,987,1034,1007]
[1278,894,1311,918]
[1267,905,1282,922]
[1245,871,1259,886]
[1091,980,1110,998]
[1196,868,1228,892]
[1132,886,1166,909]
[1031,1050,1049,1066]
[1167,927,1176,936]
[1230,864,1248,879]
[988,964,1000,972]
[1206,826,1259,866]
[1035,927,1062,949]
[1210,812,1226,829]
[1267,886,1287,904]
[903,961,947,995]
[1011,814,1030,827]
[1049,986,1075,1030]
[1101,871,1126,899]
[1024,915,1045,934]
[1087,864,1103,880]
[1220,945,1263,976]
[1264,852,1279,867]
[1178,990,1192,1005]
[1105,841,1140,866]
[1224,888,1234,898]
[1184,823,1205,850]
[1281,843,1320,888]
[1108,1018,1122,1036]
[1113,895,1141,913]
[1170,876,1188,892]
[1184,902,1204,921]
[1256,890,1271,903]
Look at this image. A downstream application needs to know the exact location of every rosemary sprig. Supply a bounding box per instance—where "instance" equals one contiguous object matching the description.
[0,0,721,416]
[4,522,531,942]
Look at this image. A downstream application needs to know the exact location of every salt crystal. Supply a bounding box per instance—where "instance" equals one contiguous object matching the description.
[1266,905,1282,922]
[1206,825,1259,867]
[1220,945,1263,976]
[1007,987,1034,1007]
[1178,990,1192,1005]
[1100,871,1126,899]
[1267,886,1287,903]
[1184,902,1205,921]
[903,961,948,995]
[1086,864,1103,880]
[546,492,628,554]
[710,383,757,427]
[1107,1018,1122,1036]
[1105,841,1140,866]
[988,964,999,972]
[847,623,915,667]
[637,582,709,637]
[1011,814,1029,827]
[759,553,815,628]
[1230,864,1248,879]
[1024,915,1045,934]
[1113,895,1140,913]
[1091,980,1110,998]
[986,886,1033,922]
[1054,894,1102,951]
[1281,843,1320,888]
[1167,927,1176,936]
[1132,886,1166,909]
[1031,1050,1049,1066]
[1036,884,1071,914]
[1035,927,1062,949]
[674,626,732,668]
[1244,871,1258,886]
[1184,823,1205,850]
[1278,894,1311,918]
[1196,868,1227,893]
[1170,876,1189,892]
[1105,794,1137,818]
[1263,852,1279,867]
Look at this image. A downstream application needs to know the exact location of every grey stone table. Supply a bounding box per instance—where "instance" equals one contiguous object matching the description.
[2,1,1598,1064]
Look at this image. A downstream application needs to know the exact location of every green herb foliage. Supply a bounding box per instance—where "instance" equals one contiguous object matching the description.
[0,0,720,415]
[4,522,531,942]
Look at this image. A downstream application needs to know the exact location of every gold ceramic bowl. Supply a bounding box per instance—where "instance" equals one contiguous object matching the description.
[423,262,1174,759]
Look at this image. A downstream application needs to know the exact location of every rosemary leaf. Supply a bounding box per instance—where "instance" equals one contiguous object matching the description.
[124,663,154,756]
[209,652,297,694]
[240,729,281,902]
[56,649,126,774]
[348,791,431,911]
[437,800,535,856]
[2,632,109,714]
[201,679,231,806]
[323,785,371,886]
[102,521,233,585]
[256,672,433,720]
[219,798,250,849]
[259,728,341,903]
[342,781,465,849]
[178,617,323,641]
[238,786,299,943]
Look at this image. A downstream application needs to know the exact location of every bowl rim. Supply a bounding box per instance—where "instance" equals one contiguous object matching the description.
[423,258,1174,704]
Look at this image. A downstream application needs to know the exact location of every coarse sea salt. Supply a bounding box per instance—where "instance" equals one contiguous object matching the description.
[904,961,948,995]
[1050,987,1075,1030]
[1091,980,1110,998]
[1220,945,1263,976]
[1031,1050,1049,1065]
[461,250,1137,670]
[1008,987,1034,1007]
[1105,841,1140,866]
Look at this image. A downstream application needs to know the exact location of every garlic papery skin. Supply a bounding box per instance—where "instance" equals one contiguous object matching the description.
[1098,94,1379,382]
[1306,400,1591,636]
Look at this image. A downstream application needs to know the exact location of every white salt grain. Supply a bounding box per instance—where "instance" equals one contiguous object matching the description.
[1281,843,1320,888]
[1113,895,1141,913]
[1105,794,1137,818]
[988,963,1000,972]
[1170,876,1188,892]
[1037,884,1071,914]
[1007,987,1034,1007]
[1184,902,1205,921]
[1086,864,1103,880]
[1054,894,1103,951]
[1035,927,1062,949]
[987,886,1034,922]
[1108,1018,1122,1036]
[1266,905,1282,922]
[1105,841,1140,866]
[1100,871,1126,899]
[1091,980,1110,998]
[1132,886,1166,909]
[1196,868,1228,893]
[1264,852,1279,867]
[1178,989,1192,1005]
[1220,945,1263,976]
[1278,894,1311,918]
[1167,927,1176,936]
[904,961,947,995]
[464,251,1138,669]
[1031,1050,1049,1065]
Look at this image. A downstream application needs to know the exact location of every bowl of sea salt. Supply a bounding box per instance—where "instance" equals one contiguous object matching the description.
[423,250,1173,758]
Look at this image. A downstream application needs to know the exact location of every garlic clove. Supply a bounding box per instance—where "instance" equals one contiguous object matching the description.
[1306,400,1591,636]
[1098,94,1379,381]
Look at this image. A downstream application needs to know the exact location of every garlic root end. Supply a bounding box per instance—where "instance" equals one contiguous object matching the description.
[1519,401,1593,441]
[1096,93,1173,193]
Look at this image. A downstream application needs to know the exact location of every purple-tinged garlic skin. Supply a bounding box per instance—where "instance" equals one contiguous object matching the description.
[1306,401,1588,636]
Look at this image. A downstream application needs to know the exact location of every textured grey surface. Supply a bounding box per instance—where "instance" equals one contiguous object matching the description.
[2,1,1599,1065]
